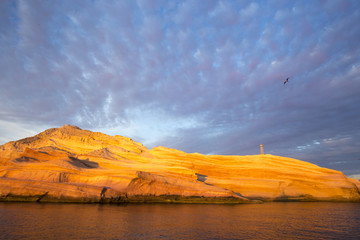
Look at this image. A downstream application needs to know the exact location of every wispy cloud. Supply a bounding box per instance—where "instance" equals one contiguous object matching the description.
[0,0,359,175]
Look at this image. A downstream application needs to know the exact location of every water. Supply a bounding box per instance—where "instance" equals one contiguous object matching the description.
[1,202,359,240]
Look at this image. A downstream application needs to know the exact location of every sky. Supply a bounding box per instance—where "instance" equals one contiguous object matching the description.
[1,0,359,178]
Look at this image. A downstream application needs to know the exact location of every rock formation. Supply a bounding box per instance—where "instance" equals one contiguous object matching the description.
[0,125,359,203]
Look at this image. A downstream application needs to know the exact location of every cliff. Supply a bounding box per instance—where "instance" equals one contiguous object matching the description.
[0,125,359,203]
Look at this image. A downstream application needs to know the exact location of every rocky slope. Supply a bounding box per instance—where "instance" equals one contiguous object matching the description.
[0,125,359,203]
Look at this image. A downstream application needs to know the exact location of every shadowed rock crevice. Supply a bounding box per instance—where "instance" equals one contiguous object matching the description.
[232,191,247,198]
[37,192,49,202]
[100,187,108,201]
[195,173,213,186]
[68,156,99,169]
[58,172,70,183]
[15,156,39,163]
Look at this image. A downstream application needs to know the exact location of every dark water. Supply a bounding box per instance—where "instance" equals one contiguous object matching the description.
[1,202,359,240]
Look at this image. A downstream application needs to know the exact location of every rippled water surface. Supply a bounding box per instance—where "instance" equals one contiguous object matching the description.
[1,202,360,239]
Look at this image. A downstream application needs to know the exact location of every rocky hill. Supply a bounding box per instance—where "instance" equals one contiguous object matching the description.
[0,125,359,203]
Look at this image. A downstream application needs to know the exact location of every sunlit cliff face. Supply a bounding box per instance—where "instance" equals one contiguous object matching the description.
[0,125,359,203]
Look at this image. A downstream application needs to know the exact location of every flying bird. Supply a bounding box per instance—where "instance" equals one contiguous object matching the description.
[284,77,289,85]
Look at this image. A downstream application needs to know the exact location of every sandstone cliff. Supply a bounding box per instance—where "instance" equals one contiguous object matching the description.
[0,125,359,203]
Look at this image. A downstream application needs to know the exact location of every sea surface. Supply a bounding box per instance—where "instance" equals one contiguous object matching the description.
[1,202,359,240]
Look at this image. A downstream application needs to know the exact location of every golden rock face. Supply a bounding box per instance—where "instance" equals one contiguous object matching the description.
[0,125,359,203]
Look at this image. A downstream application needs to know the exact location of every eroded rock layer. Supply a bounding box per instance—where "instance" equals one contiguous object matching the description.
[0,125,359,203]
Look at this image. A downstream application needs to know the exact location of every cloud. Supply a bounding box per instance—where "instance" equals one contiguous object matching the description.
[0,0,359,176]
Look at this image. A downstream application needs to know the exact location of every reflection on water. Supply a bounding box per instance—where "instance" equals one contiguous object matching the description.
[1,202,359,240]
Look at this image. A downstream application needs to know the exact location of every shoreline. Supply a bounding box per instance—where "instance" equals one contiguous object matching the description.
[1,194,359,204]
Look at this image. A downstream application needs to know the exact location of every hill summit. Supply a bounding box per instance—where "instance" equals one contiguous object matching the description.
[0,125,359,203]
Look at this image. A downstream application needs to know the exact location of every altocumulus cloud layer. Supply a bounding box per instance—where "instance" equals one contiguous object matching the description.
[0,0,359,176]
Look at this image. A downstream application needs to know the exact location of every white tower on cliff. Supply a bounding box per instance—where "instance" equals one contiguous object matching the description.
[260,144,264,155]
